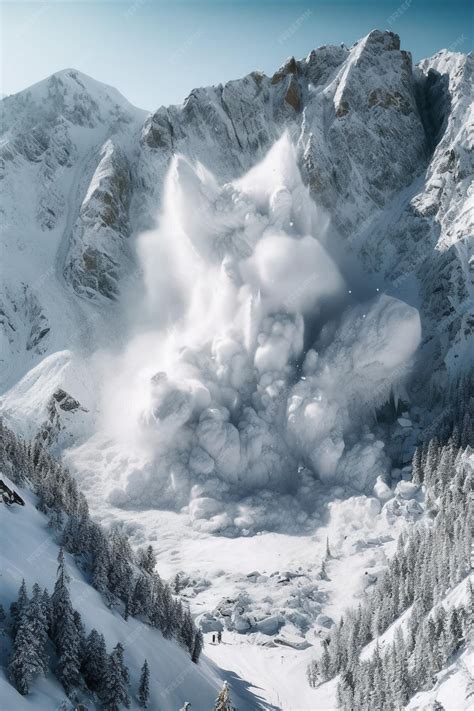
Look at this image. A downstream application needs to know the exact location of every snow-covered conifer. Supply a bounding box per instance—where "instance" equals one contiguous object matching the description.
[8,586,47,695]
[82,629,107,694]
[192,629,204,663]
[214,681,236,711]
[138,659,150,708]
[138,545,156,575]
[103,642,130,711]
[51,548,81,693]
[10,578,28,636]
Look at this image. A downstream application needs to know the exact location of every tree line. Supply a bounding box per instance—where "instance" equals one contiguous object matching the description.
[307,377,473,709]
[2,548,238,709]
[0,420,204,708]
[3,548,151,709]
[0,420,203,663]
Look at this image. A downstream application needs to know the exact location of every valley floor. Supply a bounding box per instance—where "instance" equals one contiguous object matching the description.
[69,462,473,710]
[70,485,406,709]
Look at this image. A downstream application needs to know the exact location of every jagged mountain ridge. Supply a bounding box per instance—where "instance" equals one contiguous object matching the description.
[0,30,472,430]
[0,68,146,394]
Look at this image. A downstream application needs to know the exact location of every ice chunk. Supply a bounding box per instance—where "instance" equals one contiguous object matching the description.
[255,614,284,635]
[394,481,420,499]
[373,476,394,502]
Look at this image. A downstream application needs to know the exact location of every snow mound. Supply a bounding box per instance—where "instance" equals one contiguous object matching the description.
[0,351,93,439]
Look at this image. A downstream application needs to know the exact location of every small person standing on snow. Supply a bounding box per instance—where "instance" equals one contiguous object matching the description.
[212,633,216,644]
[217,630,222,644]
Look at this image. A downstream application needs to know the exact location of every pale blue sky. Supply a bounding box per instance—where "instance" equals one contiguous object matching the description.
[1,0,472,110]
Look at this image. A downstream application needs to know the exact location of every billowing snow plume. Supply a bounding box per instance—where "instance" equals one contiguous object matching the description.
[100,134,421,530]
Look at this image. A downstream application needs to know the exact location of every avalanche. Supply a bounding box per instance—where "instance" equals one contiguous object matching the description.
[87,134,421,529]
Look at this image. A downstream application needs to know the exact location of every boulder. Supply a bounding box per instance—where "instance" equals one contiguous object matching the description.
[231,612,252,633]
[198,612,224,633]
[255,614,283,635]
[315,614,335,629]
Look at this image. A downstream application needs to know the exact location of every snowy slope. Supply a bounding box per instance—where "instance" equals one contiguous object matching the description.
[0,475,261,711]
[0,69,147,395]
[406,643,473,711]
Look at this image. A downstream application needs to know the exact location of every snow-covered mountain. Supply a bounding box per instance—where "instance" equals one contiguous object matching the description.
[0,29,473,710]
[0,69,146,391]
[1,32,471,395]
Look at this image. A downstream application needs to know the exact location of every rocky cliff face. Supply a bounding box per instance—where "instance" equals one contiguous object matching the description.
[0,68,146,389]
[358,49,473,380]
[64,139,133,300]
[0,31,472,415]
[137,30,427,238]
[416,51,473,376]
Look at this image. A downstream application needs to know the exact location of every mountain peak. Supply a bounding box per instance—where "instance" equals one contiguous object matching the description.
[358,28,401,51]
[2,67,147,129]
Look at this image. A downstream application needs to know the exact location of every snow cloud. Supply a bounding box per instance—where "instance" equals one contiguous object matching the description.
[99,134,421,531]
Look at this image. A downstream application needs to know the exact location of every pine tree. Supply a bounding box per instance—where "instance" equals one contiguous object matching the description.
[424,436,440,489]
[10,578,28,636]
[51,548,81,694]
[460,411,472,448]
[464,579,474,637]
[320,641,331,680]
[413,620,432,688]
[437,445,455,494]
[369,660,384,710]
[41,588,52,635]
[92,537,109,596]
[138,659,150,708]
[392,628,410,707]
[319,558,329,581]
[29,583,49,673]
[138,545,156,575]
[108,528,134,602]
[306,659,318,688]
[74,608,87,663]
[345,625,359,672]
[159,584,176,639]
[55,607,81,693]
[8,618,41,694]
[48,508,63,530]
[103,642,130,711]
[51,548,70,638]
[82,628,108,694]
[448,607,463,652]
[192,629,204,663]
[214,681,236,711]
[180,607,196,655]
[8,588,47,695]
[129,573,152,618]
[174,573,182,594]
[62,513,91,555]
